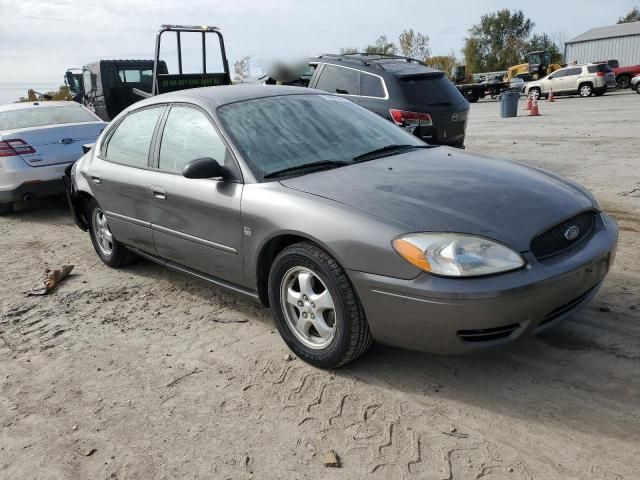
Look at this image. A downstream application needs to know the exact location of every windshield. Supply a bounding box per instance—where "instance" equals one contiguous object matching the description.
[0,105,98,131]
[217,94,425,180]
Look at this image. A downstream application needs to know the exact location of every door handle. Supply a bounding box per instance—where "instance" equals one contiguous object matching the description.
[91,175,101,184]
[151,186,166,200]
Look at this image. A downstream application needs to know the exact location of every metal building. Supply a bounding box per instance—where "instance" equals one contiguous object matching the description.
[565,21,640,66]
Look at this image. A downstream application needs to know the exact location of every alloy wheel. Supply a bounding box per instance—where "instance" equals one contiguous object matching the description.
[280,266,337,349]
[93,209,114,256]
[580,85,592,97]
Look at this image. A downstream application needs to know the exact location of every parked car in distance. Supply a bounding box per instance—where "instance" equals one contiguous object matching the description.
[65,85,618,368]
[263,53,470,148]
[594,59,640,89]
[525,63,616,99]
[632,74,640,94]
[0,101,106,214]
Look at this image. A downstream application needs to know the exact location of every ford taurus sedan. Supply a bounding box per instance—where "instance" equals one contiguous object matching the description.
[0,101,105,214]
[64,85,618,368]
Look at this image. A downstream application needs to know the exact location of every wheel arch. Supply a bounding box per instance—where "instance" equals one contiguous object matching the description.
[254,232,345,307]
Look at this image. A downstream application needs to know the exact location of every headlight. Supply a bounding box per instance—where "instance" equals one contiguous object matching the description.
[392,233,525,277]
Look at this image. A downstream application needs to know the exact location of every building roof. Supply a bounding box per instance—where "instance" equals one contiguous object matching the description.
[567,21,640,44]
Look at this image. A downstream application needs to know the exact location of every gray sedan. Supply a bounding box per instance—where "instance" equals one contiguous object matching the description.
[65,85,618,368]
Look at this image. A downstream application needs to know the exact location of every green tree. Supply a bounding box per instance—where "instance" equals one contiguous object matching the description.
[398,29,430,60]
[340,47,358,54]
[364,35,397,55]
[527,33,563,64]
[426,54,458,75]
[463,9,534,72]
[618,6,640,23]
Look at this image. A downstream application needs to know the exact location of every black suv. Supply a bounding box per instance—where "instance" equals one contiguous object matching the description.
[266,53,470,147]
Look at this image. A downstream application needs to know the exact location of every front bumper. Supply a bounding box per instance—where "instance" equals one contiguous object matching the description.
[349,214,618,354]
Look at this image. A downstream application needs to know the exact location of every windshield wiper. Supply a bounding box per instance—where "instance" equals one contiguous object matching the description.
[352,144,431,163]
[263,159,348,179]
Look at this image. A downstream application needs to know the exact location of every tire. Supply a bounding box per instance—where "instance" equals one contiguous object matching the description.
[616,75,631,89]
[268,242,372,368]
[528,87,541,100]
[635,83,640,94]
[0,202,14,215]
[579,83,593,97]
[87,198,136,268]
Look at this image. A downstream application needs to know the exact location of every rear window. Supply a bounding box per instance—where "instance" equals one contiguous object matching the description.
[0,105,98,131]
[588,64,612,73]
[400,75,464,106]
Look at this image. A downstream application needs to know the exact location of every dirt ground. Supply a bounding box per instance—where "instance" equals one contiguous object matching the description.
[1,91,639,480]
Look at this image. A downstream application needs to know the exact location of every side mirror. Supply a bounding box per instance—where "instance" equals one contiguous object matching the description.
[182,157,224,179]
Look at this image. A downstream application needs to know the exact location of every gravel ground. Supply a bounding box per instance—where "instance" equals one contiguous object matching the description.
[1,90,639,480]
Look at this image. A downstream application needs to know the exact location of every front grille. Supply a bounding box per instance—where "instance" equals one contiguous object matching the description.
[457,323,520,343]
[530,211,595,260]
[538,284,599,329]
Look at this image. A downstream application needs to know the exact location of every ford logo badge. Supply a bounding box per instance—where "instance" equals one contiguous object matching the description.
[564,225,580,241]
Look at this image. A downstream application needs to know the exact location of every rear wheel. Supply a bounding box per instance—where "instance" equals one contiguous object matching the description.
[88,199,136,268]
[268,242,372,368]
[635,83,640,94]
[579,83,593,97]
[616,75,631,89]
[0,202,14,215]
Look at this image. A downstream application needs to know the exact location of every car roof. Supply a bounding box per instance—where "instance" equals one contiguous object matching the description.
[0,101,83,113]
[314,53,442,76]
[132,85,325,110]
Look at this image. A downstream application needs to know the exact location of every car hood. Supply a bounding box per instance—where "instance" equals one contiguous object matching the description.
[280,148,596,252]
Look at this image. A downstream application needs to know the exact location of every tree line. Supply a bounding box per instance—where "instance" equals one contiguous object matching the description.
[339,6,639,76]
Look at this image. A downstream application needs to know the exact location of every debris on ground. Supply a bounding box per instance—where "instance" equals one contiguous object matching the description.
[441,429,469,439]
[166,368,200,387]
[322,450,340,468]
[27,265,74,296]
[284,353,294,361]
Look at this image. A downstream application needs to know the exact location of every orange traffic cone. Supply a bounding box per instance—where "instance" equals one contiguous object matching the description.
[525,93,533,110]
[548,89,555,102]
[530,98,540,116]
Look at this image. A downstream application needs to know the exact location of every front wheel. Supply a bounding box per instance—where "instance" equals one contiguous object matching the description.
[635,83,640,94]
[529,87,541,100]
[88,199,136,268]
[579,84,593,97]
[268,242,372,368]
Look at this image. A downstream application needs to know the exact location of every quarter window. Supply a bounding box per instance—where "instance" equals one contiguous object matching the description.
[360,73,385,98]
[158,106,228,173]
[104,107,163,168]
[315,65,359,95]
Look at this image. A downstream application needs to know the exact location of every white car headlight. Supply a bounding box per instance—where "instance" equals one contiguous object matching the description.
[393,233,525,277]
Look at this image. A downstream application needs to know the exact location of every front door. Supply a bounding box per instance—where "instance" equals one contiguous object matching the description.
[86,105,165,253]
[149,104,245,285]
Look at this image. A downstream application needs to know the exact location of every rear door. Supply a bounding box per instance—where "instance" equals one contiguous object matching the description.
[149,104,245,285]
[313,64,360,98]
[86,105,165,253]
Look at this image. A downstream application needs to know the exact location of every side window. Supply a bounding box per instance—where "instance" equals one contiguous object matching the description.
[104,107,163,168]
[567,68,582,77]
[158,106,228,173]
[360,73,385,98]
[315,65,359,95]
[550,70,566,79]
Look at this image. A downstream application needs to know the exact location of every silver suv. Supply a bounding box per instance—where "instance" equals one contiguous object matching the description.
[525,63,616,99]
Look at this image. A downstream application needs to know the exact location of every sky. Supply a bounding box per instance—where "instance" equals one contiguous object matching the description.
[0,0,637,88]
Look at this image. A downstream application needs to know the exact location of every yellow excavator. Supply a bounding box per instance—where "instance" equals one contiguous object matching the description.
[504,51,562,82]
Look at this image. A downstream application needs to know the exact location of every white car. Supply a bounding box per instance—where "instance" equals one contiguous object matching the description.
[0,101,106,214]
[632,74,640,94]
[524,63,616,100]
